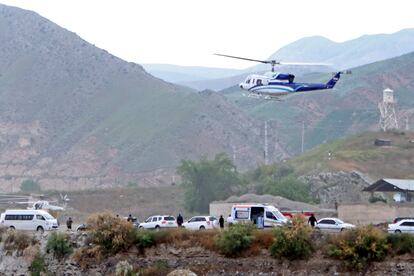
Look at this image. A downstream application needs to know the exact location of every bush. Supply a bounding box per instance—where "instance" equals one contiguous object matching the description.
[115,260,134,276]
[46,232,72,258]
[269,216,314,260]
[135,229,156,250]
[326,225,389,269]
[3,230,35,254]
[386,233,414,255]
[215,223,254,257]
[30,253,46,276]
[20,179,41,192]
[87,212,135,255]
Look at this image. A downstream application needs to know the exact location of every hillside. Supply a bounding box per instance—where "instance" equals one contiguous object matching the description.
[0,4,275,191]
[289,131,414,180]
[222,51,414,157]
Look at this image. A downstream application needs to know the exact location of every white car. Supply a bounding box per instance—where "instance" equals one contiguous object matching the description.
[388,219,414,234]
[182,216,218,230]
[138,215,177,230]
[315,218,355,232]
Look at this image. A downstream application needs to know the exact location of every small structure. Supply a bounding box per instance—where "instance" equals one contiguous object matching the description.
[363,178,414,203]
[378,88,398,131]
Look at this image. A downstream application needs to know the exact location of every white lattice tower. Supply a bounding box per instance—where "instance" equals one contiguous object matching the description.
[378,88,398,131]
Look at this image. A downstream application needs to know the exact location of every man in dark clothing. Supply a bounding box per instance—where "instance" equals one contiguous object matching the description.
[177,213,183,227]
[66,217,73,230]
[127,214,133,222]
[308,213,317,228]
[219,215,224,229]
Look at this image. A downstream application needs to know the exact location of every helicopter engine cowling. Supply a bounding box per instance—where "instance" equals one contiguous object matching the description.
[274,73,295,82]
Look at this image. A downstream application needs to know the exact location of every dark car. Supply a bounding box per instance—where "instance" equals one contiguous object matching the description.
[393,217,414,224]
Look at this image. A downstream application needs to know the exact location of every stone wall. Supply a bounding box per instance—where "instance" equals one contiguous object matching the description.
[338,202,414,225]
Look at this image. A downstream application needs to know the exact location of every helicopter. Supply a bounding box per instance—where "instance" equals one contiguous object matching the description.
[214,54,351,99]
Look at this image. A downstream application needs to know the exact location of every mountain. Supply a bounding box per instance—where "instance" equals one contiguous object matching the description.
[222,51,414,157]
[264,29,414,70]
[146,29,414,90]
[0,4,277,191]
[142,64,243,84]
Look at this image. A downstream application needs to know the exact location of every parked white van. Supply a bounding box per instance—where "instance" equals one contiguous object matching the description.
[0,209,59,232]
[229,204,288,227]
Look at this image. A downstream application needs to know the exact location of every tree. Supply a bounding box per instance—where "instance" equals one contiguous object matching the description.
[20,179,41,192]
[177,153,241,213]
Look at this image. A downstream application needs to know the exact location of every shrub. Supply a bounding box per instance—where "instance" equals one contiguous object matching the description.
[215,223,254,257]
[20,179,41,192]
[30,253,46,276]
[3,230,35,254]
[269,216,314,260]
[386,233,414,255]
[87,212,135,255]
[139,260,170,276]
[135,229,156,250]
[46,232,72,258]
[326,225,389,269]
[115,260,134,276]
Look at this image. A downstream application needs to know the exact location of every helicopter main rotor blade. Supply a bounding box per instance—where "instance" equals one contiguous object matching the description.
[278,61,332,66]
[214,53,270,64]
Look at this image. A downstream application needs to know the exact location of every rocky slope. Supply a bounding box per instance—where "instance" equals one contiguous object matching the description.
[0,4,279,191]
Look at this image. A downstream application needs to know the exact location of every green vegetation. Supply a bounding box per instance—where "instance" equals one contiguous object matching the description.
[177,153,242,213]
[326,226,389,269]
[215,223,255,257]
[134,229,156,251]
[20,179,41,192]
[270,216,314,260]
[30,253,46,276]
[386,233,414,255]
[246,163,314,203]
[46,232,72,258]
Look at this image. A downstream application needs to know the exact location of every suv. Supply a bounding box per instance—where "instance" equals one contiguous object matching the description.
[182,216,218,230]
[138,215,177,230]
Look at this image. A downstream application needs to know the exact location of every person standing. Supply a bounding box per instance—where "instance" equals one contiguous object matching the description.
[177,213,183,227]
[66,217,73,231]
[219,215,224,229]
[308,213,317,228]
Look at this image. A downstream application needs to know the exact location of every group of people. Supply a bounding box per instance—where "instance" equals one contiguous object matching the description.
[64,213,318,231]
[176,213,231,229]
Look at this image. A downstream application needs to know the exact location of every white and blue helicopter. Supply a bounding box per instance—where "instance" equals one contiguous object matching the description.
[215,54,350,99]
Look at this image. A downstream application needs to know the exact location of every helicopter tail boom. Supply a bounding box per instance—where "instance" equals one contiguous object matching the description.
[326,72,342,88]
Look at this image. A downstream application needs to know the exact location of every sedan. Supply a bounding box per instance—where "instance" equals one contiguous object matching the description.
[315,218,355,232]
[138,215,178,230]
[182,216,218,230]
[388,219,414,234]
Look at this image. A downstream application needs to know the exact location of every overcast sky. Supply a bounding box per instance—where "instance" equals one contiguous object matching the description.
[1,0,414,69]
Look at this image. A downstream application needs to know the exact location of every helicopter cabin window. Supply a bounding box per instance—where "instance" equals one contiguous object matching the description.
[257,79,262,85]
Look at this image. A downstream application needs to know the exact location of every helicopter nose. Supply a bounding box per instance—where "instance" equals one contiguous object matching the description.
[239,83,244,89]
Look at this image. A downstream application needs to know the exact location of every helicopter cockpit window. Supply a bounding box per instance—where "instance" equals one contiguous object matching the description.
[246,79,251,84]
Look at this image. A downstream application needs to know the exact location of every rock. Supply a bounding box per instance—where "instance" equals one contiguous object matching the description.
[167,269,198,276]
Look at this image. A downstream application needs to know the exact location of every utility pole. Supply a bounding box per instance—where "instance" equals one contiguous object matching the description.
[232,144,237,164]
[264,121,268,165]
[301,121,305,153]
[406,116,409,131]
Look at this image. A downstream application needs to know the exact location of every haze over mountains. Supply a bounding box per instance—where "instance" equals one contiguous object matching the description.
[144,28,414,90]
[1,3,414,192]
